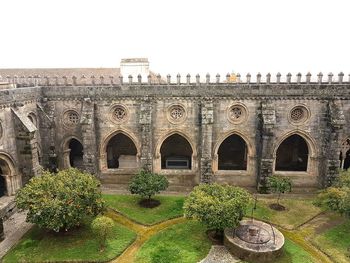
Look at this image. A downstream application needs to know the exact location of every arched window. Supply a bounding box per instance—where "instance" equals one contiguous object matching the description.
[218,134,247,170]
[339,138,350,170]
[275,134,308,171]
[339,149,350,170]
[0,158,11,197]
[106,133,137,169]
[68,139,84,169]
[0,166,6,197]
[160,134,193,169]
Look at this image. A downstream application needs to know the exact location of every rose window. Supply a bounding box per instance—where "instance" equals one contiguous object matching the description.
[64,110,79,126]
[113,106,127,121]
[228,104,247,123]
[170,106,185,120]
[290,108,304,121]
[230,107,243,120]
[289,106,309,124]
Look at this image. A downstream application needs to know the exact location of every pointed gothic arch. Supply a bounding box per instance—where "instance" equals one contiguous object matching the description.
[217,134,248,170]
[275,134,309,171]
[339,138,350,170]
[273,131,317,174]
[212,130,256,174]
[100,129,141,171]
[0,152,21,197]
[62,136,84,170]
[154,130,198,173]
[160,133,193,169]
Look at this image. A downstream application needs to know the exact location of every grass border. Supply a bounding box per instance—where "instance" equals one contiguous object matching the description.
[2,215,137,263]
[107,207,184,227]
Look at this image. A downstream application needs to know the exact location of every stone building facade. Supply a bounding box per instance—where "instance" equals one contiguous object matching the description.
[0,62,349,196]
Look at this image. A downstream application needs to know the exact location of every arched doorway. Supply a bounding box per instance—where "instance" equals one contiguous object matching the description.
[0,155,19,197]
[0,166,6,197]
[343,149,350,170]
[160,134,193,169]
[106,133,138,169]
[275,134,309,171]
[68,139,84,169]
[339,138,350,170]
[217,134,247,170]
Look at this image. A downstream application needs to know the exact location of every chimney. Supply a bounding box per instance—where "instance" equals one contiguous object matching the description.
[120,58,150,83]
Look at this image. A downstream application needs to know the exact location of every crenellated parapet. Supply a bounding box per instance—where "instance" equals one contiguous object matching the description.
[1,72,350,87]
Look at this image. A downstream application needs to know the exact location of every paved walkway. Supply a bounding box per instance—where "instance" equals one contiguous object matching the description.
[0,211,32,259]
[200,245,240,263]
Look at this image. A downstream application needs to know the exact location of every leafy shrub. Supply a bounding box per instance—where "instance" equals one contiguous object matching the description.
[91,216,115,251]
[316,170,350,217]
[184,183,252,235]
[15,168,105,232]
[129,170,169,201]
[268,175,292,205]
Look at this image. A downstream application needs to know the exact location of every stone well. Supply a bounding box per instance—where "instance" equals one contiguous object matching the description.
[224,219,284,263]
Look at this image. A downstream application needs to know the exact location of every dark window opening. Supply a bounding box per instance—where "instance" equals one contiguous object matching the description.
[106,133,137,169]
[218,134,247,170]
[160,134,192,169]
[69,139,84,169]
[341,149,350,170]
[275,134,308,171]
[0,166,6,197]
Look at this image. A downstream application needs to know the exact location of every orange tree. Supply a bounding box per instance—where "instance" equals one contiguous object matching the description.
[15,168,105,232]
[184,183,252,237]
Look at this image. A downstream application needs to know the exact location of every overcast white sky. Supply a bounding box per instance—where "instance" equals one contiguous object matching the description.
[0,0,349,79]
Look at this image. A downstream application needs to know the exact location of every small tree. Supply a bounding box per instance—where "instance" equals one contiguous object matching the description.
[129,170,169,206]
[268,175,292,208]
[91,216,115,251]
[316,170,350,217]
[184,183,252,238]
[15,168,105,232]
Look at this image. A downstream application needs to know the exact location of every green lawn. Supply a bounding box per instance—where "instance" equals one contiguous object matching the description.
[103,194,185,225]
[135,220,211,263]
[134,219,315,263]
[313,219,350,263]
[273,238,316,263]
[248,197,323,229]
[2,219,136,263]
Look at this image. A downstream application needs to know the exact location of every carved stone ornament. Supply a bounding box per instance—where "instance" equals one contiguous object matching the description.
[289,105,310,125]
[63,110,80,127]
[167,105,186,124]
[227,104,248,124]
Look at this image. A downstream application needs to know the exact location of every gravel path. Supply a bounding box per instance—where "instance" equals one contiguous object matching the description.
[200,245,241,263]
[0,211,32,259]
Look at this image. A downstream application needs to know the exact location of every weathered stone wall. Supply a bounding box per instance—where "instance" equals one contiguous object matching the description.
[1,80,350,193]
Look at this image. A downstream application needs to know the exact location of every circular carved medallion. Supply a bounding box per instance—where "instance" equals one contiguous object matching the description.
[167,105,186,124]
[227,104,248,124]
[289,105,309,124]
[63,110,80,127]
[110,104,128,124]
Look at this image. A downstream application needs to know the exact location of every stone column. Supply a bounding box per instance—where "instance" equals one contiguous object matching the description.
[11,108,40,184]
[324,101,345,186]
[257,101,276,192]
[139,98,153,171]
[199,99,214,183]
[80,98,98,174]
[37,102,55,171]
